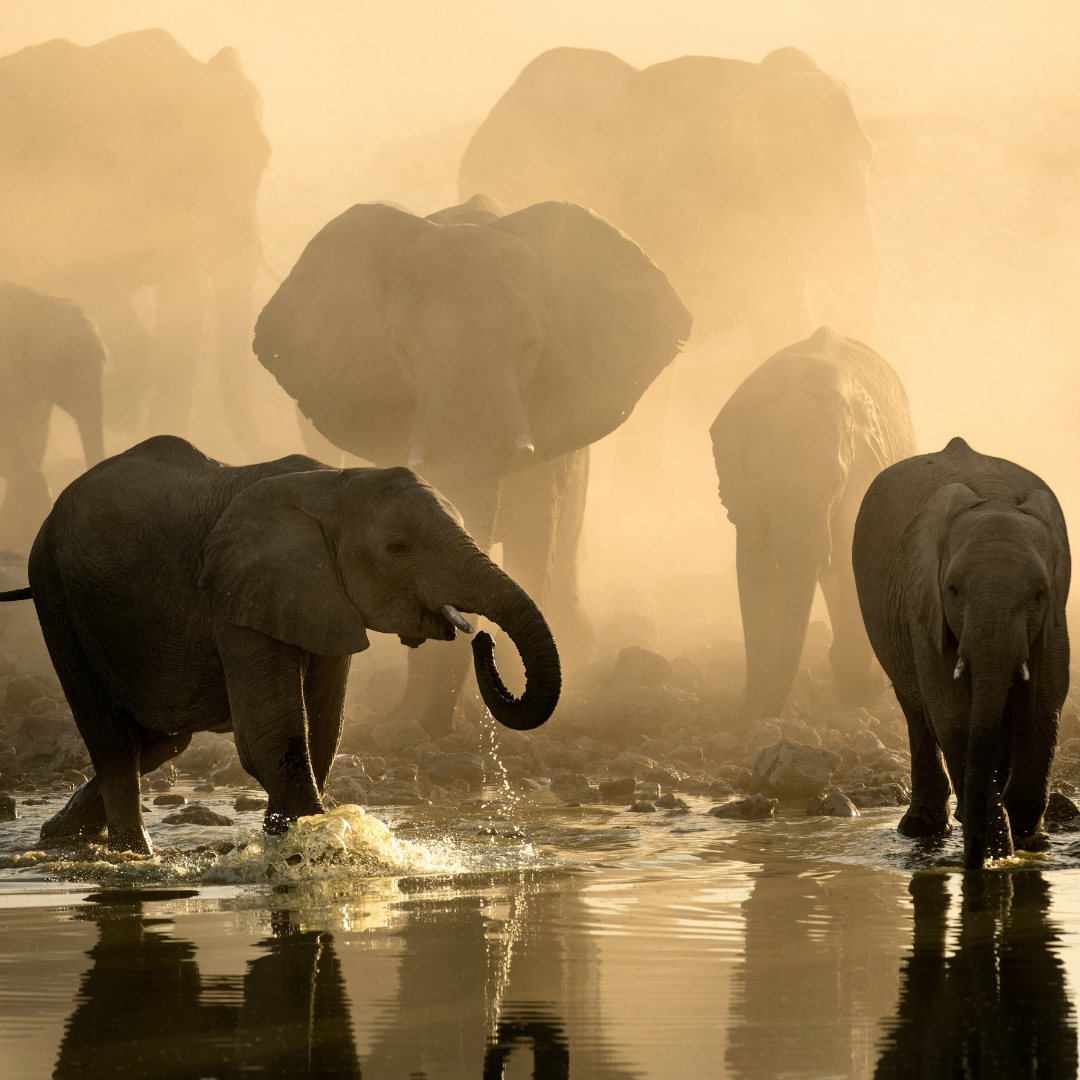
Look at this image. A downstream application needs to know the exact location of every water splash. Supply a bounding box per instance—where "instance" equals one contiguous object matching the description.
[479,704,523,818]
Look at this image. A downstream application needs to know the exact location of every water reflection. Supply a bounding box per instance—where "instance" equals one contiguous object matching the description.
[54,895,360,1079]
[875,872,1078,1078]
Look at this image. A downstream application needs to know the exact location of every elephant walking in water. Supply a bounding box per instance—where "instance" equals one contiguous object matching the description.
[0,282,106,547]
[254,193,691,736]
[711,327,916,722]
[0,29,271,455]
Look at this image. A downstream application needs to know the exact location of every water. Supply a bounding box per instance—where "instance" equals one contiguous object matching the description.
[3,786,1080,1078]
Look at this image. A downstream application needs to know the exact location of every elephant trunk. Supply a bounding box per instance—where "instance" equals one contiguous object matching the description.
[962,643,1018,869]
[468,556,561,731]
[213,264,264,457]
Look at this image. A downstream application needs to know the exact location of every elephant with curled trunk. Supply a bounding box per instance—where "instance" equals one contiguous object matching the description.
[254,194,691,736]
[0,282,106,547]
[853,438,1070,869]
[9,435,559,854]
[711,327,916,722]
[0,30,270,455]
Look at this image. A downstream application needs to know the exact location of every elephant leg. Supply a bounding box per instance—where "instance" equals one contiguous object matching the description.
[897,694,953,838]
[821,549,881,707]
[146,266,204,441]
[92,289,154,433]
[1003,699,1055,851]
[0,394,53,548]
[295,403,344,467]
[396,635,474,739]
[302,653,351,794]
[218,624,324,832]
[736,523,782,720]
[20,397,52,472]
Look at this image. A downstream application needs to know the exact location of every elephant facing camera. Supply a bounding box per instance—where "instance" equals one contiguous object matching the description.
[17,435,559,855]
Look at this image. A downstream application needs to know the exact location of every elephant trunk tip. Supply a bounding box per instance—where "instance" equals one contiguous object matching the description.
[471,630,561,731]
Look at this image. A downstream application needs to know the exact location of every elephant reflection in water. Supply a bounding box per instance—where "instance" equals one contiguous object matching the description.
[875,872,1077,1078]
[53,902,360,1079]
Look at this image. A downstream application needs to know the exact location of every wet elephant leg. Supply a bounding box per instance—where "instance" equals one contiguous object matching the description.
[736,522,781,720]
[0,393,53,547]
[897,692,953,838]
[218,624,324,832]
[146,266,204,441]
[1003,697,1055,850]
[302,652,351,793]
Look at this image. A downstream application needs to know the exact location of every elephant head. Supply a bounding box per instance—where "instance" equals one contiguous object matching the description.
[252,198,691,549]
[907,468,1070,867]
[199,464,560,730]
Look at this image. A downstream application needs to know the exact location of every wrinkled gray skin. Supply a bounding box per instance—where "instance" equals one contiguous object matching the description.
[460,46,875,358]
[0,282,106,547]
[255,194,691,736]
[853,438,1070,869]
[0,30,270,455]
[712,328,916,722]
[21,436,559,854]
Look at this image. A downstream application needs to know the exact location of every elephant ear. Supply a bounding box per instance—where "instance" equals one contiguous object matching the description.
[199,470,369,657]
[253,203,437,463]
[1017,489,1071,638]
[494,201,692,460]
[907,482,986,656]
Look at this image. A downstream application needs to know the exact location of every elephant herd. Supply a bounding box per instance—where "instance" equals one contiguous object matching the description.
[0,32,1069,868]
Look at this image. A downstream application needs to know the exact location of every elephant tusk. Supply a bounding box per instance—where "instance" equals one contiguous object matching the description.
[514,433,534,455]
[1021,661,1030,682]
[953,658,965,679]
[442,605,475,634]
[408,445,424,468]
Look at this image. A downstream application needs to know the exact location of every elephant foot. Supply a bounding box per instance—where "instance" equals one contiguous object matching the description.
[107,824,154,856]
[898,803,951,838]
[1014,830,1051,853]
[39,778,108,844]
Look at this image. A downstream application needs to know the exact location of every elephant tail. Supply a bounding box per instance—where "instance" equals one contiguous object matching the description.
[0,588,31,602]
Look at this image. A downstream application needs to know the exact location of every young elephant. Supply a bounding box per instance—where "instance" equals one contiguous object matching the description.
[852,437,1070,869]
[0,281,106,547]
[7,436,560,854]
[711,326,916,721]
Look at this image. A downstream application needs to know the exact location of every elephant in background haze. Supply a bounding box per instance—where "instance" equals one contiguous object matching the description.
[0,281,105,547]
[26,435,559,853]
[254,193,691,736]
[853,437,1070,869]
[459,46,875,360]
[712,327,916,722]
[0,29,271,455]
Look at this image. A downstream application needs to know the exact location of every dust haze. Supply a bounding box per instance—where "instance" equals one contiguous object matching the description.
[4,0,1079,659]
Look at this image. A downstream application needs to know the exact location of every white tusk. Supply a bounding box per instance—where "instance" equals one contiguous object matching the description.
[1021,662,1030,682]
[407,444,424,468]
[514,433,534,455]
[954,658,965,679]
[442,605,475,634]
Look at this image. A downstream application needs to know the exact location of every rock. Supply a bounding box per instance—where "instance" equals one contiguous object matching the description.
[707,781,736,799]
[845,783,909,808]
[193,782,215,793]
[671,744,704,765]
[28,696,58,716]
[629,800,657,812]
[326,776,368,804]
[807,793,860,817]
[655,792,688,809]
[822,742,859,768]
[149,777,173,792]
[609,751,658,776]
[611,646,674,687]
[857,733,889,768]
[778,719,821,748]
[737,719,783,758]
[371,717,429,753]
[833,708,872,733]
[234,795,269,812]
[599,776,636,803]
[427,753,484,787]
[162,806,234,826]
[0,749,24,778]
[0,773,16,792]
[704,731,738,757]
[14,712,80,764]
[153,793,187,807]
[750,739,841,800]
[707,795,778,820]
[1058,714,1080,744]
[637,782,662,799]
[0,790,16,820]
[595,611,659,656]
[390,764,419,782]
[209,757,256,789]
[642,767,680,792]
[1045,791,1080,823]
[366,780,425,806]
[551,772,592,795]
[174,731,237,778]
[6,675,43,711]
[362,757,387,780]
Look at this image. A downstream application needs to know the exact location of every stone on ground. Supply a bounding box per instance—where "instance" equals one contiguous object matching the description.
[0,790,16,821]
[163,806,233,826]
[371,717,429,753]
[599,776,636,803]
[707,795,778,820]
[845,783,909,809]
[807,793,860,817]
[611,646,674,687]
[1045,791,1080,824]
[750,739,841,800]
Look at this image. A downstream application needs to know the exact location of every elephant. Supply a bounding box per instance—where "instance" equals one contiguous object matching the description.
[0,29,271,455]
[0,281,106,546]
[8,434,560,854]
[852,437,1070,869]
[459,47,876,359]
[711,326,916,722]
[253,193,691,736]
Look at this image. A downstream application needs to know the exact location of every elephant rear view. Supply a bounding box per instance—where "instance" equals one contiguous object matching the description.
[711,326,916,722]
[853,438,1070,869]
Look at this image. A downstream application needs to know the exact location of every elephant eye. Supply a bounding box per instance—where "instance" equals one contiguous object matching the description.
[386,539,412,558]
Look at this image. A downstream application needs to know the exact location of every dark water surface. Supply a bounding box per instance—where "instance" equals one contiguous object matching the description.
[2,789,1079,1079]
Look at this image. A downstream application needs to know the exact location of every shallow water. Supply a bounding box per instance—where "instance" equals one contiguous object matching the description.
[2,786,1079,1079]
